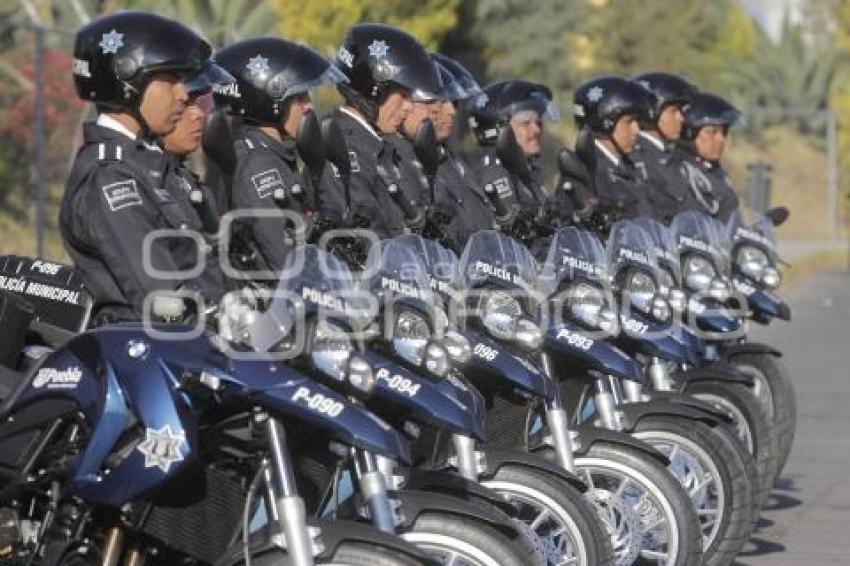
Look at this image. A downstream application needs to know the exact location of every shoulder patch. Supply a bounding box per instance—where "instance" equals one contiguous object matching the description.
[102,179,142,211]
[492,176,513,197]
[348,151,360,173]
[251,168,284,199]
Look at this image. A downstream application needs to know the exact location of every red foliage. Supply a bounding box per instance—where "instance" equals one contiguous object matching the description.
[0,48,84,146]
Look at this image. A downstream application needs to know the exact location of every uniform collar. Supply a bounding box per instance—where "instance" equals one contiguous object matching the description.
[639,131,666,152]
[594,139,620,166]
[339,106,382,141]
[96,113,162,153]
[235,123,297,162]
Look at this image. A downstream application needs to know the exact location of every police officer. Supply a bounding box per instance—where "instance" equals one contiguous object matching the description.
[428,55,497,252]
[630,72,700,223]
[565,76,653,224]
[212,38,346,273]
[60,11,233,323]
[469,80,559,219]
[162,86,221,235]
[669,92,742,221]
[329,23,444,238]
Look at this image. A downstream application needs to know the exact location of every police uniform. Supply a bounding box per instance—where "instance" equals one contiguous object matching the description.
[471,147,544,217]
[230,122,309,273]
[432,144,497,252]
[591,140,652,219]
[60,115,227,322]
[386,133,430,206]
[322,108,409,238]
[630,132,694,223]
[668,146,740,222]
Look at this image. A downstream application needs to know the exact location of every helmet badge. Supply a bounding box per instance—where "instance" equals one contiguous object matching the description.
[587,86,605,103]
[99,29,124,54]
[246,54,270,78]
[368,39,390,59]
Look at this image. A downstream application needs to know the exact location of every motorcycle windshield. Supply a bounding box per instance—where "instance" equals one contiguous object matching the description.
[360,239,435,305]
[458,230,538,292]
[391,234,461,301]
[727,207,779,262]
[250,245,371,351]
[606,219,660,278]
[671,210,728,272]
[539,226,608,297]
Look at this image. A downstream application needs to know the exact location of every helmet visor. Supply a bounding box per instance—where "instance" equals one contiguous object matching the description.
[503,93,560,122]
[184,61,235,95]
[269,63,349,101]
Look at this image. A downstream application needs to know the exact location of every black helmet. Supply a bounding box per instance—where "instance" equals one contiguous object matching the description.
[433,59,466,101]
[73,11,220,111]
[335,23,442,102]
[574,76,650,134]
[213,38,346,124]
[681,92,742,141]
[468,79,558,145]
[633,71,698,124]
[431,53,482,100]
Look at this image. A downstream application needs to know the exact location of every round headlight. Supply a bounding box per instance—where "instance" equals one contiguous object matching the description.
[683,254,716,292]
[424,342,449,377]
[709,278,730,301]
[736,245,769,280]
[311,321,353,381]
[567,283,607,329]
[346,354,375,394]
[481,291,523,340]
[651,296,672,322]
[626,271,656,313]
[668,289,687,313]
[393,310,431,366]
[443,330,472,364]
[762,266,781,289]
[514,318,544,350]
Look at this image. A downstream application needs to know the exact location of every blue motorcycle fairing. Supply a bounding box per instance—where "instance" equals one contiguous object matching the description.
[544,320,643,383]
[360,348,486,441]
[694,306,741,334]
[462,329,555,402]
[617,307,699,365]
[747,288,791,321]
[4,324,411,507]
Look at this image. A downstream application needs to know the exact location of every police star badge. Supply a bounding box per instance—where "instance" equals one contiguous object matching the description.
[99,29,124,54]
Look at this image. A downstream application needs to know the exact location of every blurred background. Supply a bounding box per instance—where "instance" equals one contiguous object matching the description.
[1,0,849,269]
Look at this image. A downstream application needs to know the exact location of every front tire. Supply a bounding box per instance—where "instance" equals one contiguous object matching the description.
[233,541,429,565]
[481,463,615,566]
[574,442,703,566]
[631,416,756,566]
[403,511,528,566]
[728,352,796,478]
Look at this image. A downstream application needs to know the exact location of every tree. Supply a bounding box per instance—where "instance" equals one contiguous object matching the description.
[274,0,461,56]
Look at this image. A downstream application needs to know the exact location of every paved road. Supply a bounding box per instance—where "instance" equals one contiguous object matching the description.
[736,269,850,565]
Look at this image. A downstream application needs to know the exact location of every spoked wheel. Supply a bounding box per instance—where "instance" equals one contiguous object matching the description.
[632,416,757,566]
[402,511,527,566]
[574,443,702,566]
[686,381,777,508]
[482,464,615,565]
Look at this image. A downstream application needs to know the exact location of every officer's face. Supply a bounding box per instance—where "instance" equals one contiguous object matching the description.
[401,100,439,139]
[658,104,685,140]
[163,91,213,155]
[510,111,543,157]
[435,100,456,141]
[612,114,640,153]
[282,93,314,138]
[694,124,728,161]
[377,89,414,134]
[139,73,190,136]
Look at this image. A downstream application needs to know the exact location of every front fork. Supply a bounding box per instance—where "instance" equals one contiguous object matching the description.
[264,416,322,566]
